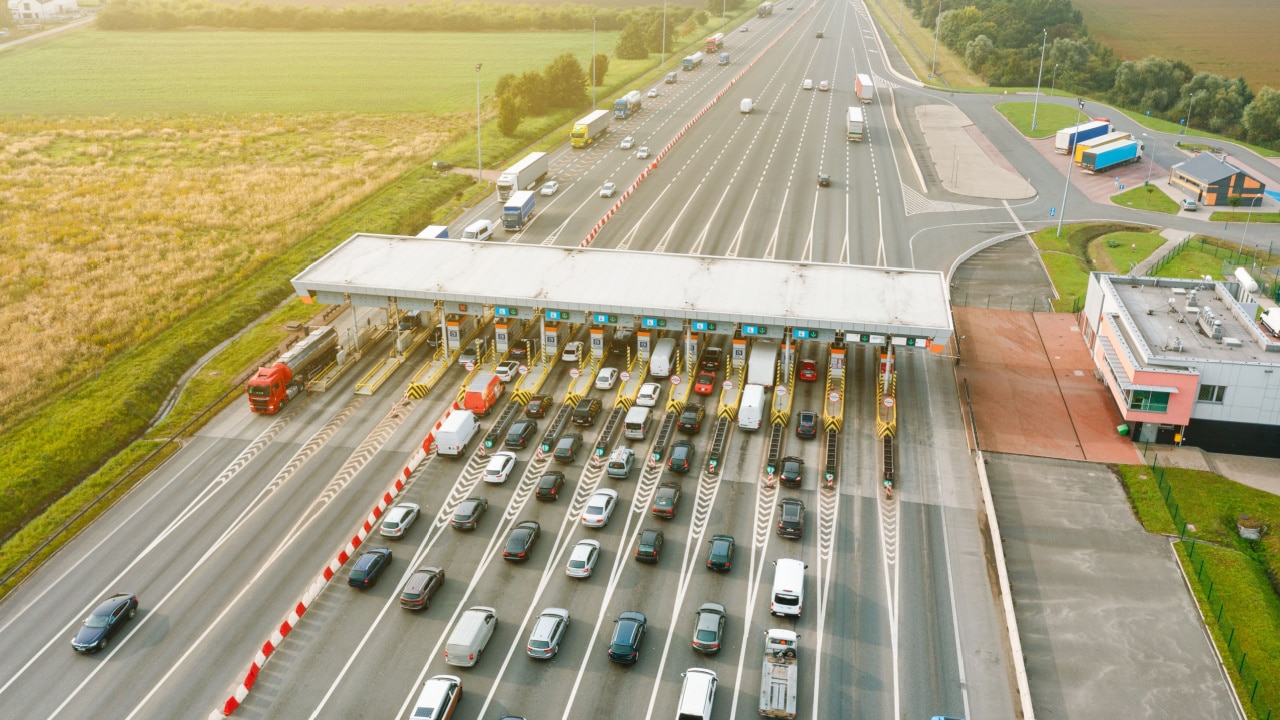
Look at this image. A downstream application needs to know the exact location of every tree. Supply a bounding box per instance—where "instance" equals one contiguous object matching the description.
[1111,56,1194,114]
[497,95,521,137]
[543,53,588,109]
[615,20,649,60]
[643,14,673,54]
[694,10,709,26]
[1243,87,1280,145]
[964,35,995,73]
[1179,72,1251,136]
[495,73,519,99]
[591,53,609,86]
[516,70,549,116]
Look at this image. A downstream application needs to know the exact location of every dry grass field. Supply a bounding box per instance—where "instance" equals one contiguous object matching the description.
[1072,0,1280,91]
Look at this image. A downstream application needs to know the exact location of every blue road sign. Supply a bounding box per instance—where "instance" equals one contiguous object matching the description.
[1050,207,1056,217]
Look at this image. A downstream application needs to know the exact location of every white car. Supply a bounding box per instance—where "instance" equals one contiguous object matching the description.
[802,78,814,90]
[540,181,559,196]
[581,489,619,527]
[636,382,662,407]
[600,182,617,198]
[636,147,650,159]
[647,88,659,98]
[495,360,520,382]
[596,367,619,389]
[561,341,583,362]
[483,451,517,484]
[565,539,601,578]
[620,136,635,150]
[818,80,830,91]
[379,502,420,538]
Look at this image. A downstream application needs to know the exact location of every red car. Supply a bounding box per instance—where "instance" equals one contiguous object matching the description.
[798,359,818,382]
[693,372,716,395]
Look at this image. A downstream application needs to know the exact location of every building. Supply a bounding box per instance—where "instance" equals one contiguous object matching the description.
[1082,272,1280,456]
[1168,153,1265,207]
[8,0,79,21]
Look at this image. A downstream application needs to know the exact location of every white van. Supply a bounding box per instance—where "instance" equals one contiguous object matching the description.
[435,410,480,457]
[461,219,494,241]
[623,406,651,440]
[676,668,718,720]
[770,558,806,617]
[740,98,753,113]
[738,383,765,430]
[444,606,498,667]
[650,338,677,378]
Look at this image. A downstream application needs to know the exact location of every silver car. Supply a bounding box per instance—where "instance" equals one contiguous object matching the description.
[566,539,601,578]
[527,607,570,659]
[581,489,619,528]
[379,502,420,539]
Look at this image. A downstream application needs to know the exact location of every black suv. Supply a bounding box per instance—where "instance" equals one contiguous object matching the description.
[635,528,665,563]
[553,433,583,463]
[779,456,804,487]
[677,404,705,434]
[777,499,805,539]
[571,397,602,426]
[796,411,818,439]
[505,419,537,449]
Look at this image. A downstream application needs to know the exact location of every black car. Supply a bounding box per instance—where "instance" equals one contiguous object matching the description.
[668,440,694,473]
[348,546,393,588]
[818,172,830,187]
[571,397,602,426]
[71,593,138,652]
[608,611,648,663]
[553,433,583,463]
[677,404,705,434]
[525,394,551,418]
[399,566,446,610]
[699,347,723,371]
[651,483,681,519]
[635,528,664,563]
[505,419,537,449]
[503,520,541,561]
[424,326,443,350]
[706,533,735,572]
[535,471,566,501]
[451,496,489,530]
[796,411,818,439]
[780,456,804,487]
[610,330,636,357]
[777,499,805,539]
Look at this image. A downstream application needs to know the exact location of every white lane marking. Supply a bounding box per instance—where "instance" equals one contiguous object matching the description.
[727,474,778,720]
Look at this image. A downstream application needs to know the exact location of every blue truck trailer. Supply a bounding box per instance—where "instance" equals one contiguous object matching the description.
[502,190,536,231]
[1054,119,1111,154]
[1081,139,1144,173]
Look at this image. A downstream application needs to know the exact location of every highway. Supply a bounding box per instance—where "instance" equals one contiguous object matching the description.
[0,0,1071,718]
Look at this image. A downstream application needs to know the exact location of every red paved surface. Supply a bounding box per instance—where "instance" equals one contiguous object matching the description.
[954,308,1140,463]
[1030,136,1167,205]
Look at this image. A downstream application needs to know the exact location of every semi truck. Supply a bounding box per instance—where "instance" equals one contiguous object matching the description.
[496,151,550,201]
[415,225,448,239]
[613,90,644,119]
[855,73,873,103]
[464,373,504,415]
[683,51,705,71]
[758,1,774,17]
[1073,130,1131,163]
[1081,139,1143,173]
[1054,119,1111,154]
[758,629,799,719]
[571,109,611,148]
[846,106,865,141]
[705,32,725,52]
[747,339,779,388]
[502,190,536,231]
[246,326,339,414]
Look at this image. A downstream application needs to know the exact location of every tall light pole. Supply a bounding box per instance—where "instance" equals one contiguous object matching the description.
[475,63,482,184]
[1030,29,1047,132]
[1182,92,1199,135]
[722,0,726,28]
[661,0,667,68]
[1049,63,1059,97]
[930,0,942,77]
[592,16,597,108]
[1143,132,1158,185]
[1056,98,1085,237]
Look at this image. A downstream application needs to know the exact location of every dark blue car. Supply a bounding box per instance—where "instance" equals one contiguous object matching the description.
[348,546,393,588]
[72,593,138,653]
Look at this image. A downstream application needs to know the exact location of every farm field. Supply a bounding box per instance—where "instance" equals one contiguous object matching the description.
[1071,0,1280,91]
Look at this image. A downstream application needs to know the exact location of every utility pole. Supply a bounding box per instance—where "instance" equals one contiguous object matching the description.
[475,63,483,184]
[1031,29,1047,132]
[592,16,597,108]
[1057,98,1085,237]
[930,0,942,77]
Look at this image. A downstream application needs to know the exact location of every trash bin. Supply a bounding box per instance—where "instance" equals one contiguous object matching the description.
[1117,424,1130,436]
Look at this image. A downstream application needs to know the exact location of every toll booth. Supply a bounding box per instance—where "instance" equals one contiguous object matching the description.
[494,318,524,356]
[683,333,700,374]
[444,313,477,358]
[636,331,653,364]
[543,322,567,358]
[731,336,747,370]
[589,326,609,359]
[829,344,846,377]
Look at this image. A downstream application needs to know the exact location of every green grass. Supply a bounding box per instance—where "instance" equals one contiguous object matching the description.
[862,0,983,89]
[1039,252,1090,311]
[1091,231,1166,273]
[995,102,1088,138]
[1149,235,1280,281]
[1029,223,1151,310]
[1209,211,1280,223]
[1111,185,1179,214]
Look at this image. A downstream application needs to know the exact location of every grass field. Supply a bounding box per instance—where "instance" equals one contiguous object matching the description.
[862,0,982,88]
[1111,185,1179,214]
[1070,0,1280,92]
[996,102,1089,138]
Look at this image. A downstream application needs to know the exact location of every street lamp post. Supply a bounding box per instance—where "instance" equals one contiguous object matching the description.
[1056,98,1086,237]
[1143,132,1158,185]
[1182,92,1199,136]
[1049,63,1059,97]
[930,0,942,77]
[475,63,482,184]
[1030,29,1047,132]
[592,16,597,108]
[661,0,667,68]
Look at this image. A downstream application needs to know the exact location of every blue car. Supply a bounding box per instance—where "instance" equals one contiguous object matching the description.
[71,593,138,653]
[348,546,393,588]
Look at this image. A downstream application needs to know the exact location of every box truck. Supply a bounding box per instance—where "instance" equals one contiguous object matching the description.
[855,73,873,103]
[747,340,779,388]
[1054,119,1110,154]
[502,190,536,231]
[1073,131,1131,163]
[847,106,865,141]
[1080,139,1143,173]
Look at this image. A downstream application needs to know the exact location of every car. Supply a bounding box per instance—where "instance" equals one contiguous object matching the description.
[815,30,823,38]
[503,520,541,561]
[483,451,517,483]
[796,410,818,439]
[787,3,793,7]
[777,498,805,538]
[636,382,662,407]
[504,418,537,449]
[818,172,830,187]
[582,488,620,527]
[451,496,489,530]
[525,394,551,418]
[379,502,421,538]
[798,358,818,381]
[608,611,648,663]
[596,367,619,389]
[740,25,748,32]
[802,78,814,90]
[607,446,636,479]
[553,433,583,463]
[71,593,138,652]
[540,181,559,196]
[527,607,570,659]
[706,533,735,571]
[600,182,617,198]
[348,546,393,588]
[693,372,716,395]
[780,456,804,487]
[431,161,453,170]
[700,347,723,371]
[411,674,462,720]
[1180,197,1198,211]
[819,80,830,91]
[572,397,602,426]
[668,439,695,473]
[677,404,705,434]
[620,136,635,150]
[495,360,520,382]
[566,539,601,578]
[535,472,565,501]
[635,528,664,563]
[400,566,446,610]
[651,482,681,519]
[691,602,727,654]
[647,88,659,98]
[636,146,650,159]
[424,326,443,350]
[561,341,583,362]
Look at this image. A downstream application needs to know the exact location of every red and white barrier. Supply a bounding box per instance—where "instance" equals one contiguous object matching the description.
[216,402,462,717]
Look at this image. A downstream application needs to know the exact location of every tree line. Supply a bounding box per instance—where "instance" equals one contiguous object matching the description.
[495,52,606,136]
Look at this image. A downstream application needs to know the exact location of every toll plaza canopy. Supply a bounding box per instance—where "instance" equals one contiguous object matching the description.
[291,234,953,346]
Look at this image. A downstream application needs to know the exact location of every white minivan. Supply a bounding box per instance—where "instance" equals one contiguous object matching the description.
[676,668,718,720]
[444,606,498,667]
[650,338,677,378]
[623,406,651,440]
[740,98,753,113]
[770,558,807,617]
[461,219,494,241]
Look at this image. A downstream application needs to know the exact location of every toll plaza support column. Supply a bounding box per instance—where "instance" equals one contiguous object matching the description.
[731,334,747,372]
[636,330,653,367]
[590,326,607,360]
[494,317,523,356]
[543,321,565,361]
